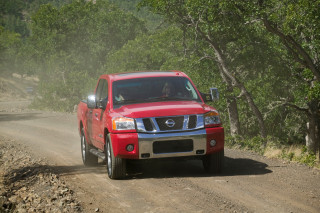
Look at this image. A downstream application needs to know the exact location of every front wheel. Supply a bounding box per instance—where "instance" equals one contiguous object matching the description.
[202,149,224,174]
[81,129,98,166]
[105,136,126,179]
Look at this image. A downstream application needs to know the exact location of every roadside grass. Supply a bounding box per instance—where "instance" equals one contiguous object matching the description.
[225,136,319,169]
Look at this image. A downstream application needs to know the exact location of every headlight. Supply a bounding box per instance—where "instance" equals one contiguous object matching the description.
[112,117,135,130]
[204,111,221,126]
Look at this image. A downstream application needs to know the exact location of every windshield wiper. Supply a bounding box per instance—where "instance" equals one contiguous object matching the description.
[148,96,192,102]
[114,97,193,106]
[115,99,139,104]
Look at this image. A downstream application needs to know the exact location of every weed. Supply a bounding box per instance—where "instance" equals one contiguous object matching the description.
[226,136,319,168]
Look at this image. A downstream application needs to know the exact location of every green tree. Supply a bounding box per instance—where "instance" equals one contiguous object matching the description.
[27,0,147,111]
[140,0,320,157]
[239,0,320,157]
[0,0,29,37]
[0,26,21,72]
[140,0,269,138]
[109,0,163,31]
[106,20,296,140]
[106,26,184,73]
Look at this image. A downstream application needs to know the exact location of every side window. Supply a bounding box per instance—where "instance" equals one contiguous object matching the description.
[95,79,108,108]
[95,79,104,101]
[100,80,108,100]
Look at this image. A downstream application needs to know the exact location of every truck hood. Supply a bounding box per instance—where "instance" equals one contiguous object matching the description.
[112,101,213,118]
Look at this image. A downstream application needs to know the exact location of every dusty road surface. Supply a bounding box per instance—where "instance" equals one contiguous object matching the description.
[0,101,320,213]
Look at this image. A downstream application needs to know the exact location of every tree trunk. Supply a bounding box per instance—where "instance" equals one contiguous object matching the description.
[227,96,241,136]
[238,84,267,138]
[189,17,267,139]
[262,18,320,81]
[306,99,320,159]
[262,18,320,158]
[220,71,241,136]
[208,39,267,138]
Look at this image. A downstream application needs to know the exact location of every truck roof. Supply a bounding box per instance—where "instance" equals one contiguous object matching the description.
[101,70,188,82]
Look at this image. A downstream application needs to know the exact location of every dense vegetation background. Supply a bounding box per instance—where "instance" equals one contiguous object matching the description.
[0,0,319,163]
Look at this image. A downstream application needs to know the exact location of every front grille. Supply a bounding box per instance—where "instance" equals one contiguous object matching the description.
[155,116,184,131]
[137,114,202,132]
[143,118,154,131]
[188,115,197,129]
[153,139,193,154]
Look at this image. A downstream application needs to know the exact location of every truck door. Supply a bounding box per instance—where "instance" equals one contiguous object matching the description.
[92,78,108,150]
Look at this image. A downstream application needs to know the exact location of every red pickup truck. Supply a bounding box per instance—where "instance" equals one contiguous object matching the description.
[77,71,224,179]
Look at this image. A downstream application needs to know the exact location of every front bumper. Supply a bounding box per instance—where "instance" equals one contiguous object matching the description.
[110,127,224,159]
[138,129,207,159]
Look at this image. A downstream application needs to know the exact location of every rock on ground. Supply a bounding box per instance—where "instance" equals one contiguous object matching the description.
[0,136,82,212]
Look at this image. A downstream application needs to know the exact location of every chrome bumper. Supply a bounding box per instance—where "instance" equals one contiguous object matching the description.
[138,129,207,159]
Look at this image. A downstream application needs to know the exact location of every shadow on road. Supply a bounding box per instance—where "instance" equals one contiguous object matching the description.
[4,163,108,187]
[4,156,272,184]
[3,164,108,193]
[0,112,43,122]
[125,156,272,179]
[223,156,273,176]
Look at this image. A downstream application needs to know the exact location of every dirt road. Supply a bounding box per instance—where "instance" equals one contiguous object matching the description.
[0,102,320,213]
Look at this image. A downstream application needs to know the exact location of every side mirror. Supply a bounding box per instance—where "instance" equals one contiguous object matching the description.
[201,92,212,102]
[210,88,219,101]
[87,95,97,109]
[200,88,219,102]
[99,97,108,110]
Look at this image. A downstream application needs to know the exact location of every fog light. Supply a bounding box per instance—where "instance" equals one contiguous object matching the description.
[210,140,216,147]
[126,144,134,152]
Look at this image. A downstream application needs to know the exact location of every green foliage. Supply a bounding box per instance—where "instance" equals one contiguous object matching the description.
[1,0,319,161]
[250,0,320,104]
[0,26,21,72]
[309,82,320,100]
[227,135,318,167]
[140,0,320,149]
[31,69,96,111]
[303,68,320,99]
[25,0,147,111]
[281,147,317,167]
[226,135,267,155]
[0,26,21,49]
[110,0,163,31]
[0,0,29,37]
[106,26,184,73]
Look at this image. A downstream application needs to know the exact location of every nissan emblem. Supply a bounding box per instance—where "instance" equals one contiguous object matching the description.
[165,119,175,128]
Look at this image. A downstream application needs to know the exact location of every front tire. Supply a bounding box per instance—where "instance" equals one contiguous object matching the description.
[202,149,224,174]
[81,129,98,166]
[106,136,126,179]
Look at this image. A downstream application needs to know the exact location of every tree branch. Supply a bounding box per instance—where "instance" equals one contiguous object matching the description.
[262,18,320,81]
[266,100,309,117]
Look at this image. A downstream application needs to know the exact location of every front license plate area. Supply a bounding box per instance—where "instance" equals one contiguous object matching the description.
[153,139,193,154]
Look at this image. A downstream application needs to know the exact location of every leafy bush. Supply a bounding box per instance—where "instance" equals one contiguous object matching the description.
[227,135,318,167]
[226,135,267,154]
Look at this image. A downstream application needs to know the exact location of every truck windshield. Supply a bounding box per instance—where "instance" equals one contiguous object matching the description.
[112,76,201,108]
